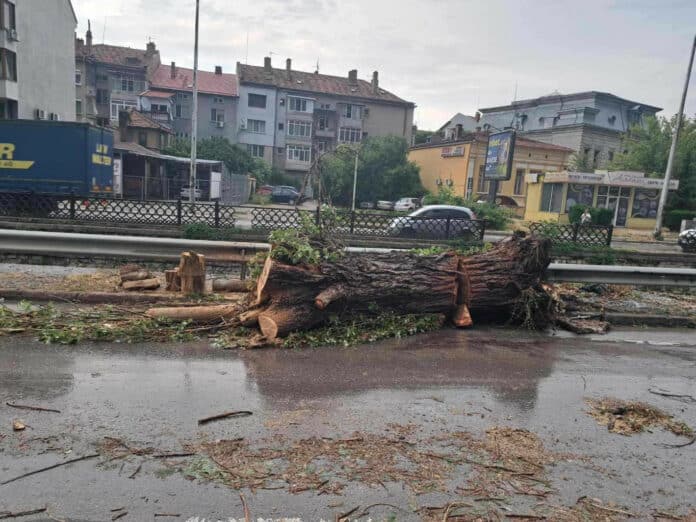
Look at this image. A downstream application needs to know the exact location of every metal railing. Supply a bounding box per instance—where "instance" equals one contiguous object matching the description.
[528,222,613,247]
[0,192,235,228]
[250,206,486,242]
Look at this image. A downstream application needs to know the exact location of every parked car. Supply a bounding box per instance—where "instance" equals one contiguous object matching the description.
[678,228,696,253]
[180,186,203,200]
[256,185,274,196]
[376,200,395,211]
[394,197,421,212]
[271,186,301,204]
[389,205,478,240]
[360,201,375,209]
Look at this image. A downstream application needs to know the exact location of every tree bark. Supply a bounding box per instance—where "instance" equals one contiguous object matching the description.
[179,252,206,295]
[212,279,250,293]
[165,269,181,292]
[145,303,239,323]
[122,278,160,291]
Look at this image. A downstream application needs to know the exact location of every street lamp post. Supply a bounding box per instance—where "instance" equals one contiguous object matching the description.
[188,0,200,203]
[654,34,695,238]
[351,148,359,212]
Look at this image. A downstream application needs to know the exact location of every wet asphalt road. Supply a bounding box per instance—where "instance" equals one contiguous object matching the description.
[1,328,696,521]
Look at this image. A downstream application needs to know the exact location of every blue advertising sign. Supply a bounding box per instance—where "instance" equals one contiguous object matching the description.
[484,130,516,181]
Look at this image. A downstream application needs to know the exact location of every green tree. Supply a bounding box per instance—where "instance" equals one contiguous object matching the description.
[610,115,696,210]
[414,129,436,145]
[321,136,424,206]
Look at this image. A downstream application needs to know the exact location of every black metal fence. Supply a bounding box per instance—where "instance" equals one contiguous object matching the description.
[528,222,613,247]
[251,206,486,242]
[0,192,235,227]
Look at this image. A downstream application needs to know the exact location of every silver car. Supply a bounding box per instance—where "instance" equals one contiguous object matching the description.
[389,205,478,240]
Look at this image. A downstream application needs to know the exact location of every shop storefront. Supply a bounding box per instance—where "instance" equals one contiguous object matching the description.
[524,171,679,229]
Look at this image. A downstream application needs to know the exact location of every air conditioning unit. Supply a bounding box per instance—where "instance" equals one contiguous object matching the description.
[34,109,45,120]
[217,121,225,128]
[238,119,246,130]
[49,113,60,121]
[8,28,18,41]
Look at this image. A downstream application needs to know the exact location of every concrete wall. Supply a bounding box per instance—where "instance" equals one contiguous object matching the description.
[236,84,277,167]
[363,102,413,144]
[16,0,76,121]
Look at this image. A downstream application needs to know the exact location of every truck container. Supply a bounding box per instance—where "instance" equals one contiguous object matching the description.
[0,120,114,213]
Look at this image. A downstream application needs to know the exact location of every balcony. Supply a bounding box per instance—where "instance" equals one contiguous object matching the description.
[314,127,336,138]
[143,110,172,125]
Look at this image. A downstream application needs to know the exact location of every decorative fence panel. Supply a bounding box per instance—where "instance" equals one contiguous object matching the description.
[528,222,613,247]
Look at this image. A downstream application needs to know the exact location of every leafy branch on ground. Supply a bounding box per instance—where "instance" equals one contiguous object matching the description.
[411,242,493,257]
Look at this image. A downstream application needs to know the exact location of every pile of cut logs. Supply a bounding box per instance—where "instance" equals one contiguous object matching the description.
[145,235,555,343]
[119,265,159,291]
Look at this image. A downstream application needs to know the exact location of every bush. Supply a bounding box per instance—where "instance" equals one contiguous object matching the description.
[568,205,613,226]
[182,223,237,240]
[665,209,696,231]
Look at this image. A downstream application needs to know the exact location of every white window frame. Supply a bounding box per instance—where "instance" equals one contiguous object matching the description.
[287,119,312,137]
[75,70,82,86]
[247,144,264,158]
[286,144,311,163]
[211,108,224,123]
[110,99,137,120]
[288,96,311,112]
[342,103,362,120]
[338,127,361,143]
[247,119,266,134]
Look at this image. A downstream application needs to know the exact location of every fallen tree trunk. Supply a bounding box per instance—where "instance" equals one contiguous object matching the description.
[250,235,551,340]
[122,278,160,291]
[212,279,250,293]
[145,303,239,323]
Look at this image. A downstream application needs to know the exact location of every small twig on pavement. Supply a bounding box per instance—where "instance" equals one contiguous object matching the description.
[111,512,127,521]
[442,501,474,521]
[648,388,696,403]
[5,402,61,413]
[1,454,99,485]
[152,452,195,459]
[336,506,359,522]
[658,436,696,449]
[154,514,181,518]
[198,410,252,425]
[239,492,251,522]
[0,507,47,520]
[128,462,142,479]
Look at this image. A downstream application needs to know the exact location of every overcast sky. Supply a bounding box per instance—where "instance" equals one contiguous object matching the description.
[72,0,695,130]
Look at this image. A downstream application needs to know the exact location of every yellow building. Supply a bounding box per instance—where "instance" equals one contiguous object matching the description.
[408,134,573,216]
[524,170,679,229]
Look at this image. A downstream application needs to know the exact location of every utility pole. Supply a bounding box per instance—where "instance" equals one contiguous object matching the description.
[351,148,359,212]
[654,34,695,238]
[188,0,200,203]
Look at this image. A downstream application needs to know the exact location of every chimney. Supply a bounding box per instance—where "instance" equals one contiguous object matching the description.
[371,70,379,93]
[86,19,93,51]
[146,41,156,56]
[215,65,222,75]
[286,58,292,80]
[264,56,272,73]
[170,61,176,79]
[348,69,358,85]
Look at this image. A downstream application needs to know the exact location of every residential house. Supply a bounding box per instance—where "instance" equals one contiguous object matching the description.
[478,91,662,169]
[435,113,481,141]
[75,26,160,126]
[117,108,172,153]
[236,57,415,178]
[149,62,238,142]
[408,133,574,217]
[1,0,77,120]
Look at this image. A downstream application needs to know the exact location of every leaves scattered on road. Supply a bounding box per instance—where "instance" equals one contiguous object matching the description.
[586,397,694,438]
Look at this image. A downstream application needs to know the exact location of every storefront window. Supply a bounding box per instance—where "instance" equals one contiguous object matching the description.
[631,189,659,218]
[565,184,594,212]
[540,183,564,212]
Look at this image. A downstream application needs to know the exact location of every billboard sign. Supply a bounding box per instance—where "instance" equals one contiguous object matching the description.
[484,130,516,181]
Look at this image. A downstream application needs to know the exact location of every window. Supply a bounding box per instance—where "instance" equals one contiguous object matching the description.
[211,108,224,123]
[96,89,109,104]
[247,144,264,158]
[287,119,312,137]
[338,127,361,143]
[608,149,615,162]
[247,119,265,133]
[288,96,311,112]
[96,73,108,82]
[317,141,326,153]
[175,104,182,118]
[213,96,224,104]
[514,168,526,195]
[318,115,327,130]
[342,104,362,119]
[2,1,15,30]
[0,49,17,81]
[248,93,267,108]
[286,144,311,162]
[75,100,82,116]
[138,131,147,147]
[565,184,594,212]
[632,189,659,218]
[75,70,82,85]
[476,165,488,193]
[278,123,284,130]
[593,149,601,167]
[540,183,564,212]
[110,100,137,120]
[466,176,474,198]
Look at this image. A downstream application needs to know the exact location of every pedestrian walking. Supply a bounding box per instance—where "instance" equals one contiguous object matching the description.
[580,208,592,225]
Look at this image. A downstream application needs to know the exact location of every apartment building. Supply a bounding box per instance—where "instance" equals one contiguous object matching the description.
[479,91,662,169]
[148,62,238,141]
[0,0,76,120]
[75,26,160,126]
[236,57,415,176]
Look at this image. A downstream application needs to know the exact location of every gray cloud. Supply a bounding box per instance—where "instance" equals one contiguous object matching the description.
[72,0,696,129]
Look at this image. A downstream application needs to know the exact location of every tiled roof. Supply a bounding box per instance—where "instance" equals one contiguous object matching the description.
[126,109,172,133]
[77,42,151,68]
[150,63,237,97]
[238,64,412,105]
[410,134,574,153]
[140,90,175,99]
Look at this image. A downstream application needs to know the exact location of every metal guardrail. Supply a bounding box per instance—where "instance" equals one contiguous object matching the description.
[0,229,694,287]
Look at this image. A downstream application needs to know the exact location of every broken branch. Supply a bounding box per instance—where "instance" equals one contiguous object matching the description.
[0,507,47,520]
[5,402,61,413]
[198,410,253,425]
[1,454,99,485]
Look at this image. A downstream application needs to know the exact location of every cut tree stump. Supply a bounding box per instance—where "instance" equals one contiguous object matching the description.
[145,303,239,323]
[122,278,160,291]
[179,252,206,295]
[165,269,181,292]
[248,235,552,340]
[212,279,249,293]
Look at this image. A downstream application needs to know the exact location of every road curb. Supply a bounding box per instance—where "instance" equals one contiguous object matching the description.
[605,312,695,328]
